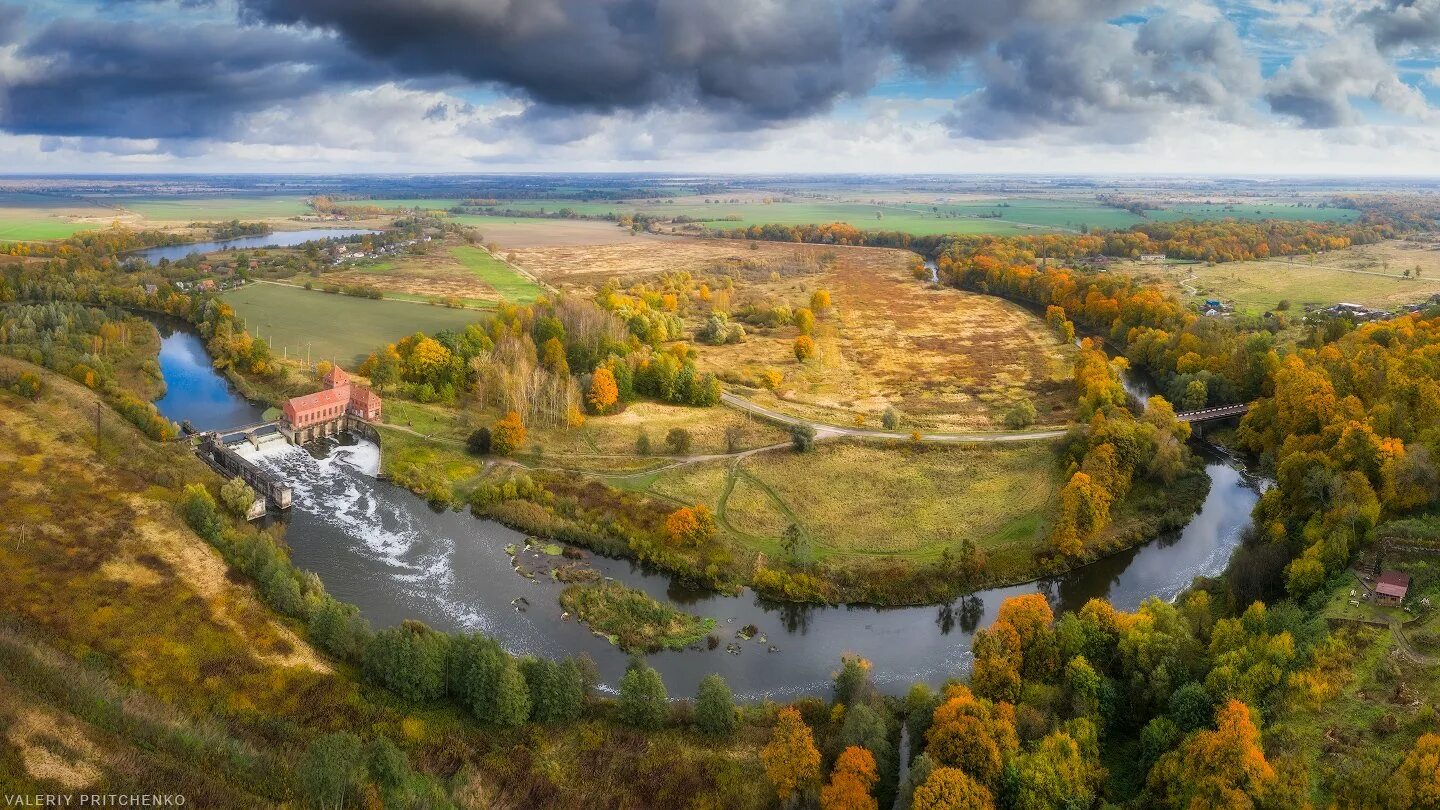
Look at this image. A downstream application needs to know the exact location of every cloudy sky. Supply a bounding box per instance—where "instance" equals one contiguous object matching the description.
[3,0,1440,174]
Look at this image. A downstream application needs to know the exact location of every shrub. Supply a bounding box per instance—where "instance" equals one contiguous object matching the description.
[790,423,817,452]
[466,427,492,455]
[1004,400,1037,429]
[619,658,669,730]
[363,621,449,704]
[296,733,364,809]
[696,673,738,737]
[665,427,693,455]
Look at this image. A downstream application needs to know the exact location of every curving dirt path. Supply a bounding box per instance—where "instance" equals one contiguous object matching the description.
[719,392,1066,444]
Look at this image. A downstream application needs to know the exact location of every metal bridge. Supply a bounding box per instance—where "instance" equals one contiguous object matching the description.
[1175,402,1251,423]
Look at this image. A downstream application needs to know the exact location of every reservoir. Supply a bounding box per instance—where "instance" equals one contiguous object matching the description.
[135,228,379,264]
[150,318,1262,699]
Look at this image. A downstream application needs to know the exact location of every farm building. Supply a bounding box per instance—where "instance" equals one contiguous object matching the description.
[1375,570,1410,606]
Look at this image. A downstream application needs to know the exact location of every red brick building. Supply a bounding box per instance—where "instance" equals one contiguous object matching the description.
[281,364,382,442]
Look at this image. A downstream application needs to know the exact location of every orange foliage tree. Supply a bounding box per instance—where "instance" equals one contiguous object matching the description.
[588,366,619,414]
[819,746,878,810]
[490,411,527,456]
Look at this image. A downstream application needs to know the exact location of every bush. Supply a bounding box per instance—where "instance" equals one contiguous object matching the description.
[790,423,816,452]
[296,733,364,809]
[449,634,529,726]
[1003,400,1037,429]
[363,621,450,703]
[522,657,588,724]
[665,427,693,455]
[466,427,492,455]
[696,673,738,737]
[219,476,257,516]
[618,658,668,730]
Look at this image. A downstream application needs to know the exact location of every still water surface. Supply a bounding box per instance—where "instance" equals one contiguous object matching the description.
[136,228,378,264]
[150,319,1262,698]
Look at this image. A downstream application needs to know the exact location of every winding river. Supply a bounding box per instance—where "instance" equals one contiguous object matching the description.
[149,320,1262,699]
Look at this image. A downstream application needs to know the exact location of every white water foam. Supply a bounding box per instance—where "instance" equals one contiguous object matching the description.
[238,438,507,639]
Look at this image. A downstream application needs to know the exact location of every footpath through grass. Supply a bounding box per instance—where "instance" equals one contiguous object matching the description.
[450,245,545,304]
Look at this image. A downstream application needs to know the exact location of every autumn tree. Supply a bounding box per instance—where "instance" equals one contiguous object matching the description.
[811,289,832,313]
[1146,700,1279,808]
[666,505,718,547]
[910,767,993,810]
[795,307,816,334]
[588,366,619,414]
[762,707,822,804]
[490,411,527,456]
[1390,733,1440,809]
[820,746,879,810]
[794,335,816,361]
[541,336,569,375]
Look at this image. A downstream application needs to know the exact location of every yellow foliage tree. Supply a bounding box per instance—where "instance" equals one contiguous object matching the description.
[794,336,816,362]
[911,767,994,810]
[762,707,821,803]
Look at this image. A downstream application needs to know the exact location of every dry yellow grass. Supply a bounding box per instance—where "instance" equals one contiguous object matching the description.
[326,247,498,302]
[3,705,105,790]
[515,237,1074,429]
[0,358,336,718]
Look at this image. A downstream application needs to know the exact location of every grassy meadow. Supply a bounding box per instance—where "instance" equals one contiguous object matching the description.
[0,192,119,240]
[221,282,488,366]
[1119,238,1440,314]
[114,195,312,222]
[450,245,546,303]
[643,440,1064,575]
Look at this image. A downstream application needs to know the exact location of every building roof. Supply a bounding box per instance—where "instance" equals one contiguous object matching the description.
[324,365,350,388]
[285,386,350,415]
[1377,570,1410,599]
[350,386,381,408]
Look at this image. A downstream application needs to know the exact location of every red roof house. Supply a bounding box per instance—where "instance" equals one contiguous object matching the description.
[1376,570,1410,605]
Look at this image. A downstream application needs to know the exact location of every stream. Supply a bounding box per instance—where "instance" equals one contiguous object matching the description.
[149,319,1262,699]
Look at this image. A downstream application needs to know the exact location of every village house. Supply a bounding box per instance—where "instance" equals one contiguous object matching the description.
[1376,570,1411,606]
[280,365,382,444]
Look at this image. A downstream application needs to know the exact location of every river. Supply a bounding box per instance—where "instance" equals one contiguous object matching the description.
[135,228,379,264]
[149,319,1262,700]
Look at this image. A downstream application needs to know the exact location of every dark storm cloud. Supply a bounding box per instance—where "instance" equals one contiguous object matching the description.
[948,13,1259,142]
[0,17,382,139]
[237,0,886,123]
[882,0,1139,72]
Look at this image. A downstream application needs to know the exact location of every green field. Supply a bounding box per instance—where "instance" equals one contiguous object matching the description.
[1149,202,1359,223]
[0,218,99,240]
[116,195,312,221]
[0,192,112,240]
[336,198,464,211]
[450,245,545,303]
[221,282,489,366]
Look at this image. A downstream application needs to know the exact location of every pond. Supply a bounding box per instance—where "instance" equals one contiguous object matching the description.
[135,228,379,264]
[148,318,1263,699]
